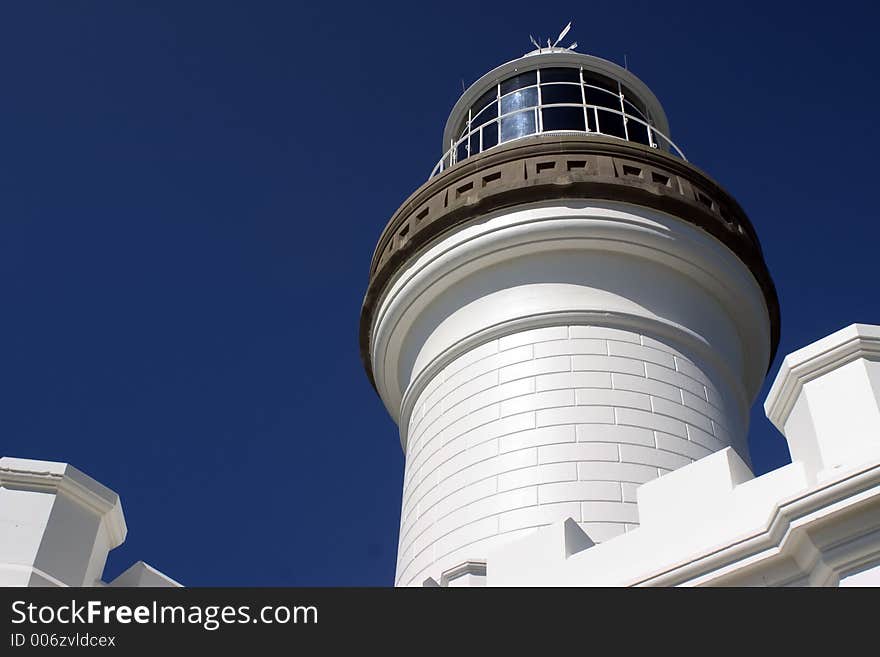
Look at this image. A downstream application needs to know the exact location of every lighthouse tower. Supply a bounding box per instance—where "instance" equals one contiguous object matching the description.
[360,36,779,587]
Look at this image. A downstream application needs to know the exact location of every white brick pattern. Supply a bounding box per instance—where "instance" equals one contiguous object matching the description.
[396,324,739,586]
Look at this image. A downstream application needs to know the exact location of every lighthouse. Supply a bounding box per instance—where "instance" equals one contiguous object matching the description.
[359,33,780,587]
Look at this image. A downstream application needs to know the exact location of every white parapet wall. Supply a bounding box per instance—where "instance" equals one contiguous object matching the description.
[0,457,179,587]
[482,323,880,587]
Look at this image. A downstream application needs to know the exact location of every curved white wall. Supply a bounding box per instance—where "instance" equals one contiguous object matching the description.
[396,324,744,586]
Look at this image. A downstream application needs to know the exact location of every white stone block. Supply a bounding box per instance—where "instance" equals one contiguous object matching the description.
[498,502,582,533]
[538,442,618,465]
[464,411,535,449]
[655,433,713,461]
[673,356,714,389]
[646,362,706,399]
[636,447,753,529]
[612,372,682,403]
[446,344,533,391]
[536,371,612,392]
[497,462,578,492]
[576,424,655,447]
[536,405,615,428]
[573,355,645,376]
[577,461,658,484]
[581,501,639,524]
[620,444,691,470]
[608,341,675,368]
[538,480,621,504]
[441,370,498,413]
[432,477,499,524]
[651,396,714,435]
[499,425,576,453]
[534,338,606,358]
[469,377,535,414]
[500,355,571,384]
[442,403,500,443]
[686,425,725,452]
[576,388,651,411]
[682,389,725,425]
[616,407,687,438]
[621,482,640,503]
[464,448,538,485]
[500,388,574,417]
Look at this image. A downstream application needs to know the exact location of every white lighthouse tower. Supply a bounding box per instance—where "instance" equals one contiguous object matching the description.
[360,33,780,587]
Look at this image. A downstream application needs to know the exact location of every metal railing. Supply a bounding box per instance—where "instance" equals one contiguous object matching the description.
[430,104,686,178]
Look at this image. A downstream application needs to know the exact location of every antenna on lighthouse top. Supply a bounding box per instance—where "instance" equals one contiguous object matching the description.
[553,21,571,47]
[528,21,577,54]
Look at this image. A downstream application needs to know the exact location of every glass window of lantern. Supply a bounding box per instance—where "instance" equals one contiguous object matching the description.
[539,67,581,83]
[440,65,682,173]
[500,87,538,115]
[500,70,537,95]
[542,106,586,132]
[540,83,582,106]
[482,121,499,149]
[500,109,536,142]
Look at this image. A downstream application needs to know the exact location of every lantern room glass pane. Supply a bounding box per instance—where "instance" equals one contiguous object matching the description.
[541,106,586,132]
[582,72,616,93]
[482,121,499,149]
[584,86,619,110]
[500,87,538,115]
[473,87,497,114]
[539,67,581,83]
[623,97,648,123]
[472,100,498,128]
[500,70,537,95]
[597,109,626,139]
[540,83,583,106]
[626,120,650,146]
[469,132,481,156]
[500,109,536,142]
[587,107,597,131]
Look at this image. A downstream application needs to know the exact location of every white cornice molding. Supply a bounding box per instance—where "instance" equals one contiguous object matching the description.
[647,459,880,586]
[0,457,127,547]
[371,201,771,433]
[764,324,880,431]
[440,559,487,587]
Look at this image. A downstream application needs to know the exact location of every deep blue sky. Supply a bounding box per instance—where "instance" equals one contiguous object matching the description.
[1,1,876,586]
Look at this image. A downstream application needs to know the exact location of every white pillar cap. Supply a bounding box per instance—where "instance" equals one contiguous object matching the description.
[764,324,880,480]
